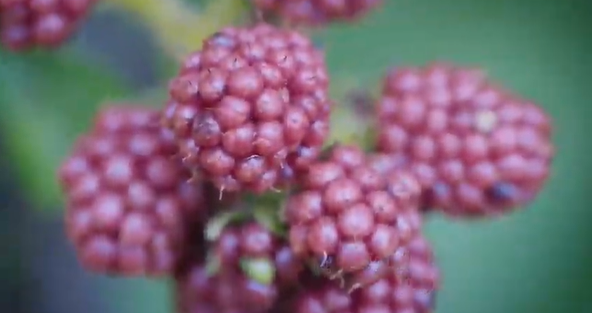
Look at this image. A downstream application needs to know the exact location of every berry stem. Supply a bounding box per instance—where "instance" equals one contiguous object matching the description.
[101,0,249,59]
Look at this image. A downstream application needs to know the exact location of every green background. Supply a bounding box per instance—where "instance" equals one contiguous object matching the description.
[2,0,591,312]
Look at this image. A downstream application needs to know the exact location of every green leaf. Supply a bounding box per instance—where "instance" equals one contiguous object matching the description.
[205,209,249,241]
[239,257,275,285]
[253,204,286,237]
[0,50,131,211]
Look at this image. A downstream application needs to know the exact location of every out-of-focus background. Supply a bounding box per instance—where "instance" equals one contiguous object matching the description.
[2,0,592,312]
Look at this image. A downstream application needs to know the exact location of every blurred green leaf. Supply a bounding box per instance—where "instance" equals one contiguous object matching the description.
[0,50,131,211]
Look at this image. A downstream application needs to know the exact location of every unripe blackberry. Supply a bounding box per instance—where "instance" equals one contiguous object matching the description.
[314,236,417,293]
[353,234,440,313]
[186,220,304,313]
[277,234,440,313]
[0,0,98,51]
[213,221,304,287]
[251,0,382,26]
[285,144,423,286]
[175,262,273,313]
[164,23,331,194]
[58,106,206,276]
[376,63,554,217]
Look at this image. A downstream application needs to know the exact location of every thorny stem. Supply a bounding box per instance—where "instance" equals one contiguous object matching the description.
[101,0,249,59]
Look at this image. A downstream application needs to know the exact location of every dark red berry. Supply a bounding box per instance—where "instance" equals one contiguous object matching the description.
[58,106,207,276]
[176,219,304,313]
[213,222,303,284]
[273,233,440,313]
[355,234,440,313]
[252,0,382,26]
[175,262,279,313]
[210,221,304,308]
[376,63,554,217]
[0,0,98,51]
[285,144,423,286]
[164,23,331,194]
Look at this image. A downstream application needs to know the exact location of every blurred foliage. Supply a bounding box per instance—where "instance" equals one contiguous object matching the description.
[100,0,248,59]
[0,50,130,210]
[3,0,592,313]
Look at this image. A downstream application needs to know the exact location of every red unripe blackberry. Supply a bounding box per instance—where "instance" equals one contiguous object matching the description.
[213,221,304,287]
[0,0,98,51]
[58,106,206,276]
[175,250,299,313]
[251,0,382,26]
[188,220,305,312]
[277,234,440,313]
[285,144,423,284]
[354,234,440,313]
[164,23,331,194]
[376,63,554,217]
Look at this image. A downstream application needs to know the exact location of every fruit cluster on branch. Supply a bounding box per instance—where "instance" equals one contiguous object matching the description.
[0,0,555,312]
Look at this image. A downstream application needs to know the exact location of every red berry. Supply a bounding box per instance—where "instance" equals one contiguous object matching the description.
[274,234,440,313]
[58,106,207,276]
[0,0,98,51]
[164,23,331,194]
[376,63,554,217]
[175,262,279,313]
[356,235,440,313]
[213,221,304,288]
[251,0,382,26]
[285,144,423,286]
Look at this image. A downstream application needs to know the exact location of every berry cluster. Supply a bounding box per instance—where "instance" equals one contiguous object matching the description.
[176,221,303,313]
[0,0,97,51]
[251,0,382,26]
[375,63,553,217]
[285,145,423,292]
[59,107,208,275]
[45,3,555,313]
[273,234,439,313]
[164,23,331,194]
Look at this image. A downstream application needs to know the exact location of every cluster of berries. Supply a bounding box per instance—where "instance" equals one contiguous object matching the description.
[0,0,382,51]
[12,0,551,312]
[0,0,98,50]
